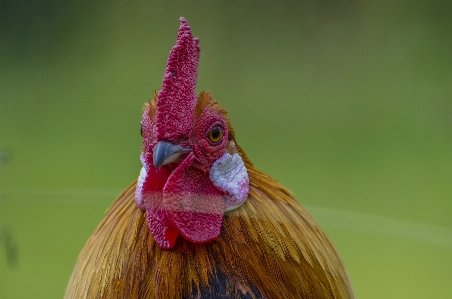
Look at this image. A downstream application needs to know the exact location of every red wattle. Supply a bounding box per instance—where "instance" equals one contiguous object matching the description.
[163,153,225,244]
[141,155,179,249]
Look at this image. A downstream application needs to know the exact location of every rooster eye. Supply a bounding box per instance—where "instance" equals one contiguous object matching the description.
[208,126,223,144]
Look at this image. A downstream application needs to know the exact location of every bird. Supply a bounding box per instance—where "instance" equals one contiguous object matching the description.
[65,17,355,299]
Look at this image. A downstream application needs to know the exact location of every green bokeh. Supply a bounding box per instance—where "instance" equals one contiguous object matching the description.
[1,1,451,298]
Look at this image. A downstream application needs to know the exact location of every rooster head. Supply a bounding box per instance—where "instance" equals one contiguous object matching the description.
[135,18,249,250]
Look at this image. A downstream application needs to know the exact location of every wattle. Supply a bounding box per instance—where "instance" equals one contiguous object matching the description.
[139,153,178,249]
[163,153,225,244]
[137,152,225,249]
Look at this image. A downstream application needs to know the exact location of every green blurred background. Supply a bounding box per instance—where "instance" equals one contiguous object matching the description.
[1,1,451,298]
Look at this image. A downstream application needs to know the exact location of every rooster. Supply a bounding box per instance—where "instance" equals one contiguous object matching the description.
[65,18,354,299]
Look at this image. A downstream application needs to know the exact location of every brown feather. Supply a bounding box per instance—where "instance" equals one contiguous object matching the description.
[65,93,354,299]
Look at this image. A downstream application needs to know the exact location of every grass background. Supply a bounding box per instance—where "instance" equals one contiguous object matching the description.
[1,1,451,298]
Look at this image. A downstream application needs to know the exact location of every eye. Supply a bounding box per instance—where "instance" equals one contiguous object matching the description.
[208,126,223,144]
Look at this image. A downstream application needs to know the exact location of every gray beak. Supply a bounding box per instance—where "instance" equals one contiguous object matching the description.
[153,140,191,168]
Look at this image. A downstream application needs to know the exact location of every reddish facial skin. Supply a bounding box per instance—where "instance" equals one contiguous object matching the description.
[138,18,232,249]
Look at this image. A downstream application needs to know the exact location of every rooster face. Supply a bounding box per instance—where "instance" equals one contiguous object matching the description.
[152,105,230,173]
[135,18,249,250]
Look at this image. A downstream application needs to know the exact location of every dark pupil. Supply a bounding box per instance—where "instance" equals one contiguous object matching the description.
[212,127,221,139]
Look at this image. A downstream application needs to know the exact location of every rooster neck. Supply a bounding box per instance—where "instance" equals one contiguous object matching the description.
[65,167,354,299]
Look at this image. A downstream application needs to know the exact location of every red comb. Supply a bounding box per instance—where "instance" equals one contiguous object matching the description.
[154,17,200,141]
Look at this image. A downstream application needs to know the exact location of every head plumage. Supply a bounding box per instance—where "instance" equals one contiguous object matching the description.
[153,17,200,141]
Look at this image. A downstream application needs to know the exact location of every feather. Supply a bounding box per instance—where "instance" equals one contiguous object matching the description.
[65,19,354,297]
[65,94,354,298]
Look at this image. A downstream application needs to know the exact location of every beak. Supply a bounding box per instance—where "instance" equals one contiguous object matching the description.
[153,140,192,168]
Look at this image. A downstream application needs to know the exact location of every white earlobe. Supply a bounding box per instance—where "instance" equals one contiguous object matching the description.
[209,153,249,211]
[135,154,147,210]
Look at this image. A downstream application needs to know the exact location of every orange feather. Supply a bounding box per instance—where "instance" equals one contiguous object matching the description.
[65,92,354,298]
